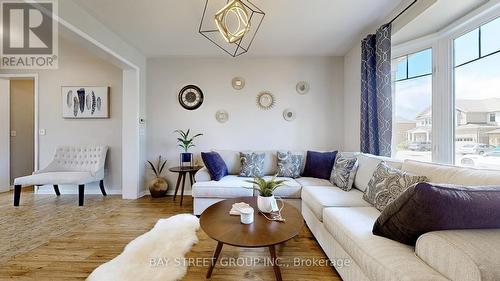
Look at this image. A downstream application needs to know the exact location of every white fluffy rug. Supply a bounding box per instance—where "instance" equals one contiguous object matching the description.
[87,214,199,281]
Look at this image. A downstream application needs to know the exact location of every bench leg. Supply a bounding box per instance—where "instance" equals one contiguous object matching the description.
[78,184,85,206]
[99,180,107,196]
[53,185,61,196]
[14,185,22,206]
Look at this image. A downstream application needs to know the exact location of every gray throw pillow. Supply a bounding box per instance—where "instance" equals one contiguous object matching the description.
[363,162,428,211]
[330,154,359,191]
[276,151,303,178]
[239,152,265,177]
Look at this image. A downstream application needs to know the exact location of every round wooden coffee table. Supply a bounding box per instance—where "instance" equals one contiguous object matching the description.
[200,197,304,281]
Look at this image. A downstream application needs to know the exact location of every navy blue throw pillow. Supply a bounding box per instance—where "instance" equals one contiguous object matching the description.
[201,152,228,181]
[302,151,338,180]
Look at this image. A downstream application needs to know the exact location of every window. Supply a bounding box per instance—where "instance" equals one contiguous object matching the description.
[392,48,432,162]
[454,16,500,170]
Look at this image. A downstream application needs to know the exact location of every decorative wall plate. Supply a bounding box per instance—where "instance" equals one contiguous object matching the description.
[256,91,275,110]
[215,110,229,123]
[283,108,296,121]
[178,85,204,110]
[232,77,245,90]
[296,81,310,95]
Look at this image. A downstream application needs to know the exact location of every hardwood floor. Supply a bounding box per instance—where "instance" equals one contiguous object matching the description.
[0,189,342,281]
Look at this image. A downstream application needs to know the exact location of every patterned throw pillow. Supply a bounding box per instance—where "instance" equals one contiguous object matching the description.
[363,162,428,212]
[239,152,265,177]
[330,154,359,191]
[276,151,303,178]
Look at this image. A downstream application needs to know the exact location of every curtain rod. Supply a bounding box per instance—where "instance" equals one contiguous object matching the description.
[387,0,418,25]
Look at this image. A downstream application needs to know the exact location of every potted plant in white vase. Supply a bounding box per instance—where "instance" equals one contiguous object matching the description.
[147,156,168,197]
[246,176,285,213]
[174,129,203,167]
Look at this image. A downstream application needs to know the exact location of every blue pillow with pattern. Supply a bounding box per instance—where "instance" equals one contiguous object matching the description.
[277,151,303,178]
[239,152,265,177]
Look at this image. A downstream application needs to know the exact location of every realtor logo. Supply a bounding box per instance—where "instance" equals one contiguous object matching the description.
[0,0,58,69]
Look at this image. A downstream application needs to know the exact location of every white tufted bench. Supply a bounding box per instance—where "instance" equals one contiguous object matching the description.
[13,145,108,206]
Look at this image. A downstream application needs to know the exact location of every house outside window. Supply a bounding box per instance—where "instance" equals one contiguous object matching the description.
[454,16,500,170]
[392,48,432,161]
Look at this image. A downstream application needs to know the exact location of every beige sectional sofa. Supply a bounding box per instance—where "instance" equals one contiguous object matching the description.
[192,150,500,281]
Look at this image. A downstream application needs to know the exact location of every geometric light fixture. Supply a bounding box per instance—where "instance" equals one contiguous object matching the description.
[215,1,251,43]
[199,0,265,57]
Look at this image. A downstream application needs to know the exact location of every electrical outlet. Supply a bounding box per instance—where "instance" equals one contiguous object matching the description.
[39,129,46,136]
[10,130,16,137]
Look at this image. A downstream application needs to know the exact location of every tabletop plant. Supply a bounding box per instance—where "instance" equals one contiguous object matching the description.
[175,129,203,166]
[175,129,203,153]
[245,175,286,197]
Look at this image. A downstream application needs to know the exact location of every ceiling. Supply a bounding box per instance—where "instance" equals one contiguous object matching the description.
[73,0,403,58]
[392,0,487,45]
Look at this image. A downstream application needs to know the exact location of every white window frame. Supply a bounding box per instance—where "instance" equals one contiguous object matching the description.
[392,1,500,165]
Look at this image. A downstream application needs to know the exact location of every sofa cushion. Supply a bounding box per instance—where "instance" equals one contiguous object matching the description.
[354,154,403,192]
[14,172,96,185]
[416,229,500,281]
[191,175,253,198]
[261,176,301,199]
[214,150,241,175]
[239,152,265,177]
[373,182,500,245]
[194,167,211,182]
[363,162,428,211]
[330,153,359,191]
[276,151,303,178]
[201,151,228,181]
[295,177,332,187]
[302,151,338,180]
[402,159,500,185]
[301,186,371,222]
[322,207,448,281]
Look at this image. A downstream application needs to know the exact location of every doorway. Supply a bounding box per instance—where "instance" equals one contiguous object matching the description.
[0,74,38,192]
[10,79,35,185]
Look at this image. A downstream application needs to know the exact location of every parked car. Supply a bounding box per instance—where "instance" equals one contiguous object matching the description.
[458,143,496,155]
[408,141,431,151]
[460,147,500,170]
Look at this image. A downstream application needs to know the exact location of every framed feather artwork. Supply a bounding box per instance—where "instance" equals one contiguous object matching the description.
[62,86,109,118]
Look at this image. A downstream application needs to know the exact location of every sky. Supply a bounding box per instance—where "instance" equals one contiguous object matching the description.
[394,17,500,122]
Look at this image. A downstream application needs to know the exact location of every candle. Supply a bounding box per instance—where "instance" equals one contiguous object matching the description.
[240,207,254,224]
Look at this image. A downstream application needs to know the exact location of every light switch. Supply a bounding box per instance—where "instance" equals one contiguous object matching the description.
[10,130,16,137]
[39,129,46,136]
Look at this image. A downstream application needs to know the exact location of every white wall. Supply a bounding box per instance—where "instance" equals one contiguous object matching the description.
[0,38,123,194]
[147,57,344,193]
[60,0,147,199]
[343,42,362,152]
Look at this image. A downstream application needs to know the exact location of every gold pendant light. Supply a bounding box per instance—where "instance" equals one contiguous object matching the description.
[214,0,251,44]
[199,0,265,57]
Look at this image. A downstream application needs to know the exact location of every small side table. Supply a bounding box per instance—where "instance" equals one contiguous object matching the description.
[169,165,202,206]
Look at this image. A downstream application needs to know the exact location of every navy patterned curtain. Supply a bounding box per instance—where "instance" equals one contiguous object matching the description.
[360,24,392,157]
